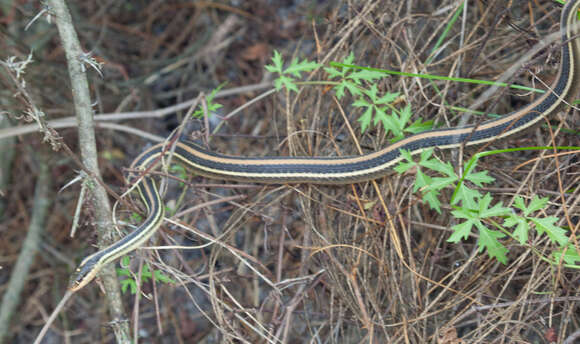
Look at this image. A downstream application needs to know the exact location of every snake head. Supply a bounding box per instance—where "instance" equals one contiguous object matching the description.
[68,256,100,291]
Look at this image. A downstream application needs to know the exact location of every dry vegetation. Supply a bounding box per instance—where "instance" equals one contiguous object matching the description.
[0,0,579,343]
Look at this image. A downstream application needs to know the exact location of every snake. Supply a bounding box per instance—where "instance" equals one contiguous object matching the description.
[68,0,580,291]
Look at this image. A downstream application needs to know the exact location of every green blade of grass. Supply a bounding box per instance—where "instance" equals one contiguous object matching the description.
[425,1,464,65]
[329,62,543,94]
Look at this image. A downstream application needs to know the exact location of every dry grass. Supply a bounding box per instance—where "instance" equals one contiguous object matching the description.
[0,0,579,343]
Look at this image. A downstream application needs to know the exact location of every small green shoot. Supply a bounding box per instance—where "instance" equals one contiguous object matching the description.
[193,83,226,118]
[117,256,175,294]
[169,164,187,184]
[130,212,143,222]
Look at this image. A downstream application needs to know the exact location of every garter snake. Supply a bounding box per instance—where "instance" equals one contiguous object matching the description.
[68,0,580,291]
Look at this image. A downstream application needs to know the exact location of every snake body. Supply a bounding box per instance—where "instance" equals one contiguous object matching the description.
[68,0,580,291]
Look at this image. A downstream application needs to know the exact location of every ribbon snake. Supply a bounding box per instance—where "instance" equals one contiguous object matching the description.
[68,0,580,291]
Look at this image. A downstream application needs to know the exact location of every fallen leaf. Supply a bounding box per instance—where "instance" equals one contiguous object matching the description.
[240,43,269,61]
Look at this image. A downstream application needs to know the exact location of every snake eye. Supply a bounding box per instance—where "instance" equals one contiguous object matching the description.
[68,268,84,289]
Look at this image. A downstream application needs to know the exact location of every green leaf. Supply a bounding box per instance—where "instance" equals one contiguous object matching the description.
[208,102,222,112]
[405,119,433,134]
[479,193,510,218]
[392,147,447,212]
[275,75,298,92]
[333,82,346,99]
[420,157,454,176]
[553,245,580,265]
[375,91,399,105]
[531,217,569,246]
[117,261,175,294]
[451,206,475,220]
[465,170,495,187]
[414,169,431,192]
[463,157,479,176]
[394,149,416,174]
[326,52,372,100]
[513,196,527,213]
[527,196,549,215]
[509,196,563,245]
[389,110,406,138]
[478,227,508,264]
[379,109,400,135]
[398,104,412,126]
[130,212,143,222]
[504,215,529,244]
[266,51,319,93]
[325,52,354,79]
[423,189,442,213]
[141,264,152,281]
[170,164,187,180]
[324,66,344,79]
[273,77,283,90]
[449,193,510,263]
[192,83,226,118]
[419,148,434,163]
[453,184,481,209]
[344,81,364,98]
[120,278,137,294]
[400,149,413,162]
[265,50,284,74]
[476,192,490,214]
[394,161,415,174]
[352,98,371,108]
[331,80,364,99]
[343,52,355,65]
[428,175,457,191]
[153,270,176,284]
[353,98,375,133]
[373,106,389,127]
[437,161,456,177]
[285,57,320,77]
[448,217,475,242]
[364,84,379,103]
[116,268,131,277]
[347,69,384,84]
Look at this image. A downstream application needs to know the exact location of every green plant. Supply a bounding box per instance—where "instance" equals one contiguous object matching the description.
[265,50,320,92]
[395,148,495,213]
[117,256,175,294]
[264,51,579,267]
[395,147,578,265]
[193,82,226,118]
[169,164,187,183]
[129,211,143,223]
[265,51,432,136]
[324,53,432,135]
